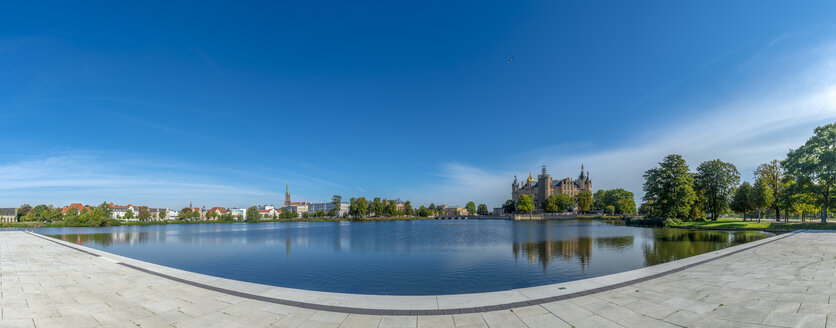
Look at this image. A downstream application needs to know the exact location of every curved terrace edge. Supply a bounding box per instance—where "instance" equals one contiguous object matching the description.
[26,230,798,316]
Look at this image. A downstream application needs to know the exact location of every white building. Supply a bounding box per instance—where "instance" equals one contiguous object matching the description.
[306,202,350,216]
[286,204,309,214]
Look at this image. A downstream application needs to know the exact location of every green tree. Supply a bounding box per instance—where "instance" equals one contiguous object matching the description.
[750,178,774,220]
[616,197,636,215]
[782,123,836,223]
[158,210,166,220]
[516,194,535,213]
[370,198,383,217]
[384,200,397,217]
[350,197,369,219]
[178,207,192,220]
[476,203,489,215]
[543,194,573,213]
[332,195,342,217]
[428,203,437,216]
[695,159,740,220]
[16,204,33,220]
[465,201,476,215]
[138,207,151,221]
[122,209,135,221]
[245,206,260,223]
[502,200,516,215]
[417,205,429,217]
[731,182,754,220]
[605,205,616,215]
[592,190,606,210]
[403,201,413,216]
[642,154,696,219]
[754,159,785,220]
[575,191,592,213]
[65,207,80,219]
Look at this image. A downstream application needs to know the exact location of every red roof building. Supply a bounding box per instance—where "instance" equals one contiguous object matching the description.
[61,203,89,214]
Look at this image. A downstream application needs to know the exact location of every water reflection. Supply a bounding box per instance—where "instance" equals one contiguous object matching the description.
[35,220,776,295]
[513,238,593,270]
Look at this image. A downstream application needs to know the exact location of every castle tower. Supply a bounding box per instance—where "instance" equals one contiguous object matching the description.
[537,165,552,206]
[284,183,291,206]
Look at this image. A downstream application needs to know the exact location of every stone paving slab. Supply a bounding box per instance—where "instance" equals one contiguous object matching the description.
[4,230,836,327]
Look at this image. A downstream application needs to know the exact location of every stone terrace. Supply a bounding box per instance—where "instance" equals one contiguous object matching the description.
[1,230,836,327]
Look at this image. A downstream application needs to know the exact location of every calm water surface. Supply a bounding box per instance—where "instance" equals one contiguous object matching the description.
[32,219,773,295]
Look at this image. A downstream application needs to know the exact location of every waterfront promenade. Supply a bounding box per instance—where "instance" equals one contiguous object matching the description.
[1,230,835,327]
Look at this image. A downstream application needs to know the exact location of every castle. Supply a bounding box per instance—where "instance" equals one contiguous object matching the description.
[512,165,592,206]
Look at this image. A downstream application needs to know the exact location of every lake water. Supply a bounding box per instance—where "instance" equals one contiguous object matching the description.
[33,219,773,295]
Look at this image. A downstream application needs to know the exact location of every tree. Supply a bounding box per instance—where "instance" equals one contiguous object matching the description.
[605,205,616,215]
[642,154,696,219]
[178,207,192,220]
[755,159,785,221]
[516,194,535,213]
[138,207,151,221]
[245,206,260,223]
[428,203,437,216]
[158,210,167,220]
[476,203,489,215]
[123,209,135,221]
[349,197,369,219]
[731,182,754,220]
[592,190,606,210]
[465,201,476,215]
[417,205,430,217]
[502,200,516,215]
[750,178,774,220]
[782,123,836,223]
[543,194,573,213]
[403,201,413,216]
[695,159,740,220]
[370,198,383,217]
[383,200,397,217]
[332,195,342,217]
[16,204,33,220]
[65,207,80,219]
[98,202,114,219]
[575,191,592,213]
[616,198,636,215]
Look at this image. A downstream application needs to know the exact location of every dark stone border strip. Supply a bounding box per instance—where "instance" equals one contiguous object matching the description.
[25,230,800,316]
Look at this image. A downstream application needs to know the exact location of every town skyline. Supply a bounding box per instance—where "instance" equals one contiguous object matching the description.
[2,2,836,208]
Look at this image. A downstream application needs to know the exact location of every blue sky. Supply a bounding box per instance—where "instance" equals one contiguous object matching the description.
[2,1,836,209]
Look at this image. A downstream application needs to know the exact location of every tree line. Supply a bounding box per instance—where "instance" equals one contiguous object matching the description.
[640,122,836,223]
[499,189,635,215]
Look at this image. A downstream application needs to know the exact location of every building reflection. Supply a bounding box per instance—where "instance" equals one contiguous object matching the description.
[513,237,593,270]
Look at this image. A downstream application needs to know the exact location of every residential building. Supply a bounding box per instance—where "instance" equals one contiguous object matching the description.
[207,207,228,217]
[165,209,180,220]
[0,208,17,222]
[286,204,308,214]
[436,205,468,217]
[229,208,246,219]
[61,203,88,214]
[108,203,140,220]
[259,208,279,218]
[307,202,350,216]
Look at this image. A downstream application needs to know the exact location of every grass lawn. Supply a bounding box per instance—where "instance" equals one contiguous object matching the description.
[670,218,772,229]
[771,222,836,231]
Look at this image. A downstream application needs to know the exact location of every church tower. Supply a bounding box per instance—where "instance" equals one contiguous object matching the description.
[284,183,291,206]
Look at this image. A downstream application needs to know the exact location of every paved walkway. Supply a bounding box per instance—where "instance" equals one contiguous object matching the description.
[1,231,835,327]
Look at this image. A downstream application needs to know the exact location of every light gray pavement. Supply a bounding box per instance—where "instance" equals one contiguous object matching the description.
[1,230,835,327]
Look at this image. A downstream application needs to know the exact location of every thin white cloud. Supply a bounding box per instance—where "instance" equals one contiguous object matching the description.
[0,155,282,208]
